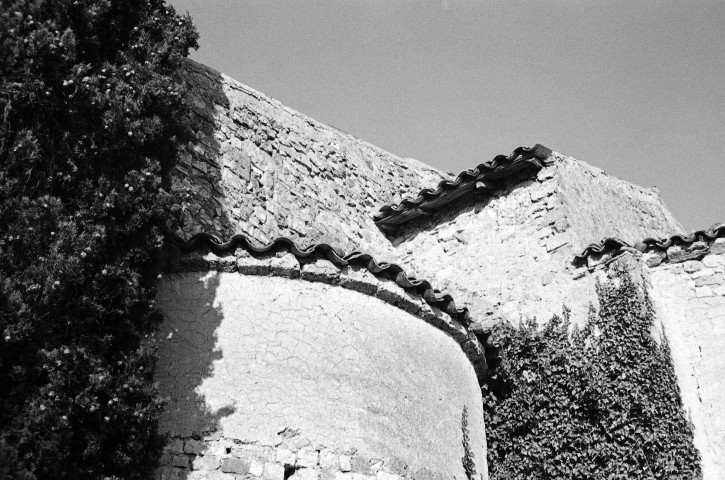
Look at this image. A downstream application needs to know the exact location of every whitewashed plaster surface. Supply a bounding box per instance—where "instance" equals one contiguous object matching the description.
[649,245,725,480]
[155,272,486,480]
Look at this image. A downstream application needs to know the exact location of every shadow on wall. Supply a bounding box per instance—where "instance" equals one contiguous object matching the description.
[155,270,234,477]
[155,63,237,477]
[173,59,237,237]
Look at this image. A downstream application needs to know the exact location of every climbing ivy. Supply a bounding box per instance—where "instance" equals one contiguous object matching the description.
[482,265,701,479]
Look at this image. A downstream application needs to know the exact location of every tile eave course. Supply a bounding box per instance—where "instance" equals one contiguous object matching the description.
[167,232,494,378]
[373,144,554,229]
[575,223,725,267]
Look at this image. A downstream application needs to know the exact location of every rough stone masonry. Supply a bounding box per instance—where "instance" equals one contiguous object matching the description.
[156,58,724,479]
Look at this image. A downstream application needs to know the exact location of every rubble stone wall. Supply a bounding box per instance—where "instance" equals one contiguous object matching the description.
[175,61,685,331]
[174,60,446,255]
[388,154,682,327]
[648,239,725,480]
[154,267,487,480]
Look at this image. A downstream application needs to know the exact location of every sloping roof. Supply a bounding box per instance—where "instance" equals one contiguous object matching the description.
[574,223,725,265]
[373,144,553,230]
[173,233,475,328]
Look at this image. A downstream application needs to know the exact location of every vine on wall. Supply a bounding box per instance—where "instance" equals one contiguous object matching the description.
[482,265,701,479]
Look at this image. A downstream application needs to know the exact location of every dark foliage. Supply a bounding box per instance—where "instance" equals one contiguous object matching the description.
[483,266,701,479]
[0,1,197,478]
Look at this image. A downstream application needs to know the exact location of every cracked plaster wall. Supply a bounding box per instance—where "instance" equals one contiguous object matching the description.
[155,272,486,480]
[648,241,725,480]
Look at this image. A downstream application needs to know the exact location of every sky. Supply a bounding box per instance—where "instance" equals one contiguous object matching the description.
[168,0,724,231]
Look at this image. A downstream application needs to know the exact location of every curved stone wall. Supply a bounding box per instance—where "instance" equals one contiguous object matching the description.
[155,270,486,480]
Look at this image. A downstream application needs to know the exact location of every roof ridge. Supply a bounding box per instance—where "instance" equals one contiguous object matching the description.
[373,144,553,230]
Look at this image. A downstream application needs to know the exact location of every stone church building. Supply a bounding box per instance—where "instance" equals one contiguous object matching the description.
[154,60,724,480]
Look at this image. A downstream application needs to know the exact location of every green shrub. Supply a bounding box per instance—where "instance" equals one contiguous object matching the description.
[483,266,701,479]
[0,1,197,478]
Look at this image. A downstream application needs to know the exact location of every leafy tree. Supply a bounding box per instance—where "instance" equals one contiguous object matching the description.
[483,266,701,479]
[0,1,197,478]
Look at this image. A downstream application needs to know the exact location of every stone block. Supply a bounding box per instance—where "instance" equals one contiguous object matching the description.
[264,462,286,480]
[695,274,720,287]
[702,254,725,268]
[696,286,714,298]
[296,447,319,468]
[668,245,708,263]
[301,260,341,284]
[319,450,338,469]
[338,269,378,296]
[286,435,311,451]
[192,454,222,471]
[221,457,250,474]
[249,458,266,476]
[171,454,190,468]
[711,238,725,254]
[350,456,372,474]
[334,473,353,480]
[692,267,715,278]
[237,253,271,276]
[339,455,352,472]
[164,438,185,454]
[683,260,703,273]
[202,252,237,272]
[184,439,206,455]
[290,468,320,480]
[269,253,301,278]
[643,250,666,267]
[276,448,297,466]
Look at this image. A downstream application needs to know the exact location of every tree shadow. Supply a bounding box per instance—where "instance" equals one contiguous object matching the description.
[154,59,238,478]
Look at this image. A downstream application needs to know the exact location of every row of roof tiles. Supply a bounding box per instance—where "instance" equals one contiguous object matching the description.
[174,232,475,329]
[575,224,725,266]
[373,144,553,230]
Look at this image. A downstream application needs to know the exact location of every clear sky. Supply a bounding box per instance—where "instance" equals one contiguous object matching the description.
[169,0,724,231]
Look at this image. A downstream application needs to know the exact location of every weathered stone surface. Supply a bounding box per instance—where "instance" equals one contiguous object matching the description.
[301,260,340,284]
[649,249,725,480]
[221,457,250,474]
[174,60,446,255]
[184,439,206,455]
[269,252,301,278]
[296,447,319,468]
[264,462,286,480]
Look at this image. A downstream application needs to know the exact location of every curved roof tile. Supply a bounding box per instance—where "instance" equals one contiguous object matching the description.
[173,233,475,328]
[374,144,553,229]
[575,223,725,264]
